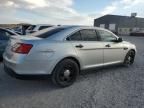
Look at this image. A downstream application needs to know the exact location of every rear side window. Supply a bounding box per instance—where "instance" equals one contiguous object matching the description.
[67,29,98,41]
[80,29,98,41]
[66,31,82,41]
[39,26,52,30]
[33,28,65,38]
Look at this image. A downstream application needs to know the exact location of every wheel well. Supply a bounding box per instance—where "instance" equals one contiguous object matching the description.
[130,49,136,54]
[62,57,80,70]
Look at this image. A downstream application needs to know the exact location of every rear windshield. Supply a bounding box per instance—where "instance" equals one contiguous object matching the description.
[39,26,53,30]
[31,27,66,38]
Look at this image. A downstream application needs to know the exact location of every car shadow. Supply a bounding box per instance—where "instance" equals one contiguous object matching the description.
[0,63,131,99]
[80,64,126,76]
[0,63,60,99]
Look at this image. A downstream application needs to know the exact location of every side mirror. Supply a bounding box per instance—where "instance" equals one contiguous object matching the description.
[116,37,123,42]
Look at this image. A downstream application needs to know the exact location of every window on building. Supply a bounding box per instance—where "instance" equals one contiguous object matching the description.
[109,24,116,30]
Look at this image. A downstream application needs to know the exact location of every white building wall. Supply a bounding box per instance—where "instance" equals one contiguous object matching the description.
[100,24,105,28]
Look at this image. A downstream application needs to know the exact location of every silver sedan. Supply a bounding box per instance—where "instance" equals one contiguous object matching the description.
[3,26,136,87]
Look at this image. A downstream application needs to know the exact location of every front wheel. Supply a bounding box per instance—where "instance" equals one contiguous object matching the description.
[52,59,79,87]
[123,50,135,66]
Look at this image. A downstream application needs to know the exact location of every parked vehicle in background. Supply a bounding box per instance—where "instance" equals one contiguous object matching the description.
[3,26,136,87]
[21,24,32,35]
[0,28,19,59]
[26,24,53,34]
[13,27,22,34]
[14,31,23,35]
[6,28,22,35]
[130,30,144,36]
[13,24,31,35]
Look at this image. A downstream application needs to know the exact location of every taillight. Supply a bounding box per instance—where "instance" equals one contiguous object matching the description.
[11,43,33,54]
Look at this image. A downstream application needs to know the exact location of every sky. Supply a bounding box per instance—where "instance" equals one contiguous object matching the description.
[0,0,144,25]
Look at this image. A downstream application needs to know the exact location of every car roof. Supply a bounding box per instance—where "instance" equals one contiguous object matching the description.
[52,25,106,30]
[40,26,110,40]
[29,25,114,41]
[35,24,54,26]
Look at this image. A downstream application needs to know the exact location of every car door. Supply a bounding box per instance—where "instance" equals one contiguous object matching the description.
[66,29,104,69]
[97,29,125,65]
[0,30,11,56]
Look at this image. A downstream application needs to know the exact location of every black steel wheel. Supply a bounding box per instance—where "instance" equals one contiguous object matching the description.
[52,59,79,87]
[124,50,135,66]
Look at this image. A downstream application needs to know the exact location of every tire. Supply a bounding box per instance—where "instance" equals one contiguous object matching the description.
[52,59,79,87]
[0,57,3,62]
[123,50,135,67]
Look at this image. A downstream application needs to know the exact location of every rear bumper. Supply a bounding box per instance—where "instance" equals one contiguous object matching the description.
[3,55,57,75]
[4,64,23,79]
[4,65,51,79]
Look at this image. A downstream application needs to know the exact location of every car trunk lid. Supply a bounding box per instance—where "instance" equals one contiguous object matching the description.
[3,36,41,62]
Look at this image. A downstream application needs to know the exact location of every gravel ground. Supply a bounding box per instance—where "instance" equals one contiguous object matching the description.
[0,36,144,108]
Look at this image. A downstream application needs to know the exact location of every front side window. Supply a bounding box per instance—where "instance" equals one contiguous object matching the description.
[97,30,117,42]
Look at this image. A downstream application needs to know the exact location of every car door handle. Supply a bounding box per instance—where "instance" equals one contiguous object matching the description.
[75,44,84,48]
[105,44,111,47]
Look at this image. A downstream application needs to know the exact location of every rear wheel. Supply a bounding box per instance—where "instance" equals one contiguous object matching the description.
[123,50,135,66]
[52,59,79,87]
[0,56,3,62]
